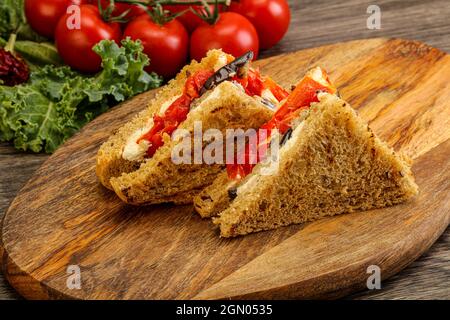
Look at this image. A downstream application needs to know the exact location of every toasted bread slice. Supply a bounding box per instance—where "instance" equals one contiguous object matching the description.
[194,170,237,218]
[96,49,233,189]
[198,93,418,237]
[109,81,274,205]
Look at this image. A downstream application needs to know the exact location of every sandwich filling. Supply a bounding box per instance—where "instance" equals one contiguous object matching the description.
[227,67,337,180]
[122,52,288,161]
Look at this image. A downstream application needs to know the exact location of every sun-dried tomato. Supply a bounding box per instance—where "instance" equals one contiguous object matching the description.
[0,48,29,86]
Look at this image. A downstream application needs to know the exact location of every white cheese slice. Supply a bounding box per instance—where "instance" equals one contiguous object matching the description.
[159,94,182,114]
[261,88,279,104]
[122,119,153,162]
[309,67,330,87]
[122,93,182,161]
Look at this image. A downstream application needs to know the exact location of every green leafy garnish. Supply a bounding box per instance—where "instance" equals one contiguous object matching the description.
[0,38,162,153]
[0,0,25,37]
[0,0,46,42]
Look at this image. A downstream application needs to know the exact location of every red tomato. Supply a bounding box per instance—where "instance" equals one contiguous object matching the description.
[99,0,148,20]
[55,5,121,73]
[25,0,89,38]
[230,0,291,50]
[163,4,214,33]
[190,12,259,61]
[123,15,189,79]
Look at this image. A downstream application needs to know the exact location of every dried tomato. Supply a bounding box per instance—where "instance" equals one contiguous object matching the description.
[0,48,29,86]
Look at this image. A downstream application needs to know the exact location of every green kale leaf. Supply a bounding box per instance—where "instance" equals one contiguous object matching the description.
[0,38,162,153]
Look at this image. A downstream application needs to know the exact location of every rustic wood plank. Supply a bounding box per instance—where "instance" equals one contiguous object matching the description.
[1,0,450,300]
[0,144,47,300]
[350,230,450,300]
[262,0,450,59]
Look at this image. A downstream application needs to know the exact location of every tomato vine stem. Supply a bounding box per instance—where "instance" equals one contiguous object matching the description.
[99,0,231,25]
[114,0,231,6]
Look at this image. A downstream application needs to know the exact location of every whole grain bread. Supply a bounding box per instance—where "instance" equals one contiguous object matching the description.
[96,49,233,189]
[109,81,274,205]
[199,93,418,237]
[194,171,237,218]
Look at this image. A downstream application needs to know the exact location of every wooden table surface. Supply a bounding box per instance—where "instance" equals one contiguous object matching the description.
[1,0,449,300]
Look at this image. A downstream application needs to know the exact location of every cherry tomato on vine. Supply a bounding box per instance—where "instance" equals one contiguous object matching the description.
[123,15,189,79]
[163,3,215,33]
[229,0,291,50]
[99,0,148,21]
[55,4,121,73]
[190,12,259,61]
[25,0,89,38]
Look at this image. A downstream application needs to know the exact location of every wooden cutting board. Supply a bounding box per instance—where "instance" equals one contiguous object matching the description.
[1,38,449,300]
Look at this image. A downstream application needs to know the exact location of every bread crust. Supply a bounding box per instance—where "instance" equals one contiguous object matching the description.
[194,171,236,218]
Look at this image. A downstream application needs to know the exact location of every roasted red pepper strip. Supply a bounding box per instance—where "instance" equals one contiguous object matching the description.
[138,70,214,157]
[231,68,265,97]
[231,69,289,100]
[264,77,289,102]
[138,67,286,159]
[227,67,337,180]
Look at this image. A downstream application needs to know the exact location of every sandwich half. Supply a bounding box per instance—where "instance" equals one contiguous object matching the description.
[97,50,289,204]
[194,67,418,237]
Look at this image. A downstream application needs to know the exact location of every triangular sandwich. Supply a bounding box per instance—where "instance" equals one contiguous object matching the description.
[96,50,288,204]
[194,68,418,237]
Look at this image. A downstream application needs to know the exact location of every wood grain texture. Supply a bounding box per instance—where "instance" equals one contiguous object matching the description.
[1,0,449,300]
[263,0,450,59]
[1,38,449,300]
